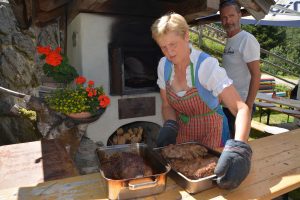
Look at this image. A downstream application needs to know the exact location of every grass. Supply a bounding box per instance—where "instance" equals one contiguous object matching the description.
[252,107,295,127]
[278,74,299,80]
[250,108,300,199]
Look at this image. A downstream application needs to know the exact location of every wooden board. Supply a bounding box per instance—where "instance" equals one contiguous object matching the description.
[257,92,300,110]
[1,130,300,199]
[0,139,78,190]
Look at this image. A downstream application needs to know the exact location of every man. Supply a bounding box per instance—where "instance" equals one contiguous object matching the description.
[220,0,261,139]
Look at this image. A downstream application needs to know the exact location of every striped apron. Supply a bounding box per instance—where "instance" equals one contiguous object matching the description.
[165,69,224,148]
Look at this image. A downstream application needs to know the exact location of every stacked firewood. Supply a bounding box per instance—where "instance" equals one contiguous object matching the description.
[112,127,143,145]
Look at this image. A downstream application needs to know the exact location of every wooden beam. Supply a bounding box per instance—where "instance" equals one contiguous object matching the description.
[8,0,32,29]
[67,0,217,25]
[34,4,66,26]
[38,0,69,12]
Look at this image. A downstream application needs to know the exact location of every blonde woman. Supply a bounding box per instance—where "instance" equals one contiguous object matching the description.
[151,12,252,189]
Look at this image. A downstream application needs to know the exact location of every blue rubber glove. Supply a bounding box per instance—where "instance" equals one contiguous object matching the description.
[214,139,252,190]
[156,120,179,147]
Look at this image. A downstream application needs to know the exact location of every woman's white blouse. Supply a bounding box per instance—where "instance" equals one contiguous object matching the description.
[157,47,233,97]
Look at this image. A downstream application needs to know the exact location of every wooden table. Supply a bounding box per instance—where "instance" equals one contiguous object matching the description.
[0,139,78,190]
[1,130,300,200]
[256,92,300,110]
[256,92,300,123]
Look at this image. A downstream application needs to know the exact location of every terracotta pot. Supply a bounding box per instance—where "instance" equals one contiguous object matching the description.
[65,109,105,124]
[67,112,92,119]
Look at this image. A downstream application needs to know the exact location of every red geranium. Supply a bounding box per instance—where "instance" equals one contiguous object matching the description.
[75,76,86,85]
[46,75,110,115]
[37,46,51,55]
[98,95,110,108]
[88,80,94,86]
[37,45,78,84]
[45,51,63,67]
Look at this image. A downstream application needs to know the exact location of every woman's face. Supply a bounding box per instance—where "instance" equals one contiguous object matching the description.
[156,31,190,65]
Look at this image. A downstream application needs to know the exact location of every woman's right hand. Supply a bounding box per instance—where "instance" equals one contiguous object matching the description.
[156,120,179,147]
[214,139,252,190]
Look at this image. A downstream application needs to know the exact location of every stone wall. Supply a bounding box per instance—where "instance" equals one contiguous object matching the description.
[0,1,63,145]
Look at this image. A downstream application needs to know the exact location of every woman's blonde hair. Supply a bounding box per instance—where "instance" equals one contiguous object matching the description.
[151,12,189,41]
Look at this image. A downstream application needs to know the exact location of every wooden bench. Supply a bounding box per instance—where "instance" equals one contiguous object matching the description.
[259,78,275,93]
[255,101,300,125]
[251,120,289,135]
[268,106,300,121]
[259,78,287,97]
[254,101,276,124]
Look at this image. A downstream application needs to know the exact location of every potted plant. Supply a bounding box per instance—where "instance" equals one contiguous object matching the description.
[37,45,110,121]
[37,45,78,84]
[45,75,110,120]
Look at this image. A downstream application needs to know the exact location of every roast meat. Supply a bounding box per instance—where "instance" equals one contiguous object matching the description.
[161,143,208,160]
[101,151,153,179]
[161,143,218,179]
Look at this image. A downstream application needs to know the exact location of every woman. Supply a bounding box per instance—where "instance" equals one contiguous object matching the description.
[151,12,252,190]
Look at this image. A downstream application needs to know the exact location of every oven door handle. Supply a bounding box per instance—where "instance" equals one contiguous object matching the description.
[128,177,158,190]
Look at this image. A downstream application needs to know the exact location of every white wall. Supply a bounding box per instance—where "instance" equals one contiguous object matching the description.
[67,13,163,144]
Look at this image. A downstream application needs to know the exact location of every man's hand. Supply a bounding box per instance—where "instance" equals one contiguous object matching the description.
[214,139,252,190]
[156,120,179,147]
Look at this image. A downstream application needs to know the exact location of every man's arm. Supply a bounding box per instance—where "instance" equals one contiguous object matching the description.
[219,85,250,142]
[246,60,261,111]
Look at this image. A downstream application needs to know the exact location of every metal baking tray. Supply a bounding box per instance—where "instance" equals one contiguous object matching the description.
[153,142,220,194]
[96,143,170,200]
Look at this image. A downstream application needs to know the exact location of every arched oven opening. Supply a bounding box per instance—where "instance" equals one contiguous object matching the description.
[107,121,161,147]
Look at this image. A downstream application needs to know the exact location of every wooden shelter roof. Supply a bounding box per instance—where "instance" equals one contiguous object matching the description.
[8,0,223,29]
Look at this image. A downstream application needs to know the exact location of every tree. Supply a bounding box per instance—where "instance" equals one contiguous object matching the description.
[242,25,286,51]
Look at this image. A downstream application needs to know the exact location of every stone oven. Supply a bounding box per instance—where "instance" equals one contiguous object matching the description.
[67,13,163,145]
[65,0,273,145]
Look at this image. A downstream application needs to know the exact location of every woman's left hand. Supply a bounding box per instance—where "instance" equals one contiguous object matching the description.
[214,139,252,190]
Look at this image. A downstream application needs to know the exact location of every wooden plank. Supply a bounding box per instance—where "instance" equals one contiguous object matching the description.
[38,0,69,12]
[0,173,186,200]
[256,92,300,110]
[193,130,300,200]
[251,120,267,132]
[1,130,300,199]
[34,5,65,25]
[251,120,289,134]
[0,139,78,190]
[255,101,276,107]
[269,107,300,118]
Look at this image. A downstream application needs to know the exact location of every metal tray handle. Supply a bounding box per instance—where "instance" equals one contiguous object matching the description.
[128,178,158,190]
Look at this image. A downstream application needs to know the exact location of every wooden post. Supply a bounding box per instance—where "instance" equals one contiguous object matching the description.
[198,25,203,48]
[295,79,300,124]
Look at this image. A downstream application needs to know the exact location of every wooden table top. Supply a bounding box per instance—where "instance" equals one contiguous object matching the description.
[256,92,300,110]
[0,139,78,190]
[1,130,300,200]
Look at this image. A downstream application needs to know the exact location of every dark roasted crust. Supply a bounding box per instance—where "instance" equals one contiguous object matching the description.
[160,143,218,179]
[101,152,153,179]
[161,143,208,160]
